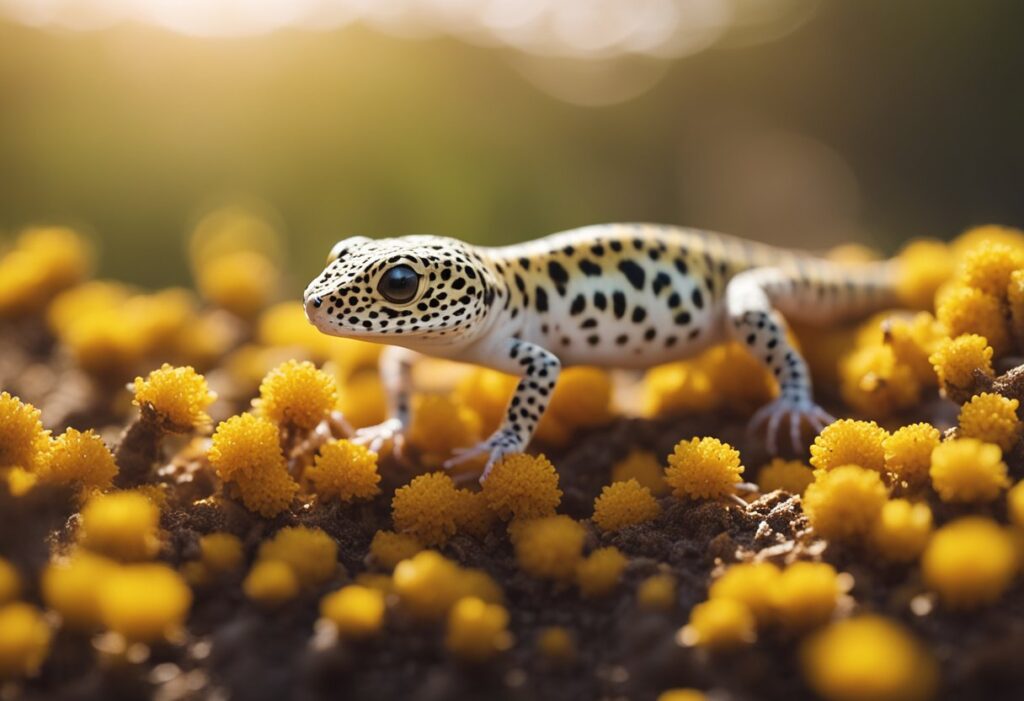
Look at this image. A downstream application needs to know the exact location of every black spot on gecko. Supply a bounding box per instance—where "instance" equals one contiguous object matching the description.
[612,292,626,319]
[632,307,647,323]
[548,261,569,294]
[579,259,602,276]
[618,261,646,291]
[691,288,704,309]
[593,292,607,310]
[570,294,586,315]
[653,272,670,295]
[535,287,549,313]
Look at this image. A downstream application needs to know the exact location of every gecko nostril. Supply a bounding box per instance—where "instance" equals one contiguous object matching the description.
[312,296,323,308]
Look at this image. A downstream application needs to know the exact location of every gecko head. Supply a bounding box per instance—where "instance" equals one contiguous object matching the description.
[303,234,496,342]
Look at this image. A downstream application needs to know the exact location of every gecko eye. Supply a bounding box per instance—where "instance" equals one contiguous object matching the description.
[378,265,420,304]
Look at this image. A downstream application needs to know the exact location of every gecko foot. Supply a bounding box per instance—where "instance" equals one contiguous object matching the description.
[443,428,523,482]
[748,397,834,455]
[351,418,406,458]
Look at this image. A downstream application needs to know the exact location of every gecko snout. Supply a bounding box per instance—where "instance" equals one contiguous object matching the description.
[303,293,323,321]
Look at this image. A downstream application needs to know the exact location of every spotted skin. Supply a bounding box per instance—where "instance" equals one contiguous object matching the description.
[304,224,897,478]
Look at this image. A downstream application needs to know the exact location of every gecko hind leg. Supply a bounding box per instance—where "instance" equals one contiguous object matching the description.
[726,267,836,455]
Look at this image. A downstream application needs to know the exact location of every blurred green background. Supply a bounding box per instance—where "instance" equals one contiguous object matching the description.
[1,0,1022,291]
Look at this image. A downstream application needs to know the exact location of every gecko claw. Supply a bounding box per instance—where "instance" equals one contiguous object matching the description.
[443,429,523,482]
[351,418,406,458]
[749,398,835,455]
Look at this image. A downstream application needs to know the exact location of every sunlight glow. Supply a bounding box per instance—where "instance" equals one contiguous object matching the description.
[0,0,815,58]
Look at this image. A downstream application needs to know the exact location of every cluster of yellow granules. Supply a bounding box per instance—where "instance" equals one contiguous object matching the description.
[4,216,1024,700]
[798,417,1021,613]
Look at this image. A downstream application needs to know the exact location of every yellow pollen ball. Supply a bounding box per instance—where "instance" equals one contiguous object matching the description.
[929,438,1009,503]
[78,491,161,561]
[0,603,51,679]
[637,573,677,611]
[922,517,1018,609]
[514,515,586,583]
[199,533,244,574]
[208,413,298,518]
[0,392,50,471]
[41,551,116,630]
[664,437,744,500]
[894,238,955,310]
[445,597,512,662]
[772,562,842,630]
[611,450,669,496]
[883,423,940,489]
[481,453,562,521]
[243,560,299,607]
[957,392,1020,451]
[803,466,888,541]
[0,227,91,318]
[391,472,462,546]
[959,240,1024,298]
[1008,481,1024,528]
[543,367,615,429]
[320,585,386,638]
[886,312,944,387]
[869,499,933,563]
[6,467,37,497]
[308,439,381,503]
[576,547,628,598]
[708,562,781,624]
[592,479,661,532]
[368,530,423,570]
[929,334,994,397]
[809,419,889,473]
[196,250,279,319]
[757,459,814,496]
[936,284,1011,356]
[97,564,192,642]
[407,394,482,465]
[254,359,338,430]
[452,489,498,539]
[839,343,920,418]
[132,363,216,430]
[800,616,937,701]
[257,526,338,587]
[392,551,465,621]
[36,428,118,492]
[682,598,756,650]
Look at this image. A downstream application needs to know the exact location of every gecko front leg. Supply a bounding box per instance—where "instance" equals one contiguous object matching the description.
[351,345,417,456]
[444,339,561,481]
